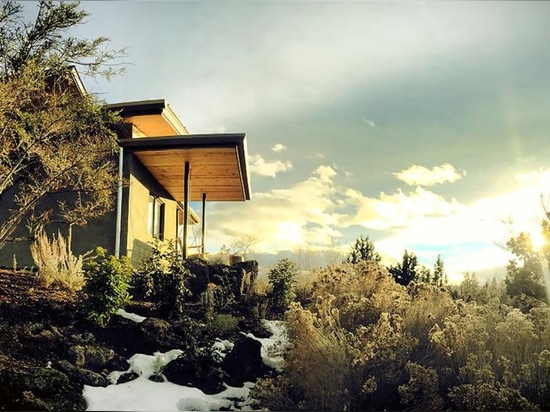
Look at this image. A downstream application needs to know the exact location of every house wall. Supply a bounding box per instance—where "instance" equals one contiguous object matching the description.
[123,154,180,267]
[0,188,116,269]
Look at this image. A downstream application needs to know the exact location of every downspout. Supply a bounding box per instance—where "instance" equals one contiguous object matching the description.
[115,147,124,259]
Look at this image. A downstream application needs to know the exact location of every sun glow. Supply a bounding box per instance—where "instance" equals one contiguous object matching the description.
[275,221,303,245]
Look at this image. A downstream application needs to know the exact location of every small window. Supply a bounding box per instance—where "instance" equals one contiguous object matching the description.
[147,195,165,240]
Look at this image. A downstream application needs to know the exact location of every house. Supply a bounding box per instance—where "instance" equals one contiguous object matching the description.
[110,99,251,265]
[0,72,251,268]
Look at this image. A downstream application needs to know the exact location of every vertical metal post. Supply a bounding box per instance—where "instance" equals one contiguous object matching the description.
[201,192,206,254]
[115,147,124,259]
[183,161,190,259]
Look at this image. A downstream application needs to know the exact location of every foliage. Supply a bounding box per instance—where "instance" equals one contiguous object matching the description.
[0,1,125,249]
[432,254,447,287]
[256,259,550,411]
[346,235,381,264]
[133,240,192,318]
[388,250,418,286]
[30,229,89,290]
[206,313,239,337]
[83,247,131,327]
[268,258,298,314]
[504,232,546,311]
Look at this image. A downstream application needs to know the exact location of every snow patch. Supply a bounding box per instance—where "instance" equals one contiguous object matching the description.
[116,309,146,323]
[245,319,288,372]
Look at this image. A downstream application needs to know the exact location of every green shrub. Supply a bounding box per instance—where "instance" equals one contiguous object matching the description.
[268,258,298,314]
[83,247,132,327]
[207,313,239,337]
[135,240,192,318]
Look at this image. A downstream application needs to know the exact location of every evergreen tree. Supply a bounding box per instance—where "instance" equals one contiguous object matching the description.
[388,250,418,286]
[433,254,447,287]
[504,232,546,309]
[346,235,381,264]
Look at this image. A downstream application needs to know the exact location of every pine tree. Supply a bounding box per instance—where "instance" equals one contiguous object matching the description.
[346,235,381,264]
[433,255,446,287]
[388,250,418,286]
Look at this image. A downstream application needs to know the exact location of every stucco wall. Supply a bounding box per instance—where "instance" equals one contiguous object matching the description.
[124,155,180,267]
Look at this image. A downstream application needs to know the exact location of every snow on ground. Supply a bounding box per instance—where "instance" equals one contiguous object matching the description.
[245,320,288,372]
[82,317,288,411]
[116,308,147,323]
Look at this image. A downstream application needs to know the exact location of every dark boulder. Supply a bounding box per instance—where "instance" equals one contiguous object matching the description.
[0,366,86,411]
[222,335,265,387]
[54,359,110,387]
[68,344,115,372]
[139,317,184,351]
[185,258,258,303]
[163,356,225,394]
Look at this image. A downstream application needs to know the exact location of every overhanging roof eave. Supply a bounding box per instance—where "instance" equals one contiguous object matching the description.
[118,133,246,151]
[119,133,251,201]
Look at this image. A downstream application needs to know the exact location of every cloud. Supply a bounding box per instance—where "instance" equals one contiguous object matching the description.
[363,118,375,127]
[271,143,287,153]
[344,186,463,230]
[205,165,347,253]
[393,163,465,186]
[314,165,337,182]
[249,154,292,177]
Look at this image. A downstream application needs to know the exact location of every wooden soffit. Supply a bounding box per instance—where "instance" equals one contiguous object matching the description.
[119,134,251,202]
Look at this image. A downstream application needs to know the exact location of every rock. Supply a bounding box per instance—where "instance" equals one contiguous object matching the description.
[0,366,86,411]
[185,259,258,303]
[163,357,225,395]
[54,360,110,387]
[139,317,184,351]
[117,371,139,383]
[68,345,115,372]
[222,335,265,387]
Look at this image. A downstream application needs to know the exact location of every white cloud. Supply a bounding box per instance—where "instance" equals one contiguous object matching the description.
[372,167,550,282]
[344,186,463,231]
[249,154,292,177]
[314,165,337,182]
[394,163,465,186]
[205,165,346,253]
[271,143,287,153]
[363,118,375,127]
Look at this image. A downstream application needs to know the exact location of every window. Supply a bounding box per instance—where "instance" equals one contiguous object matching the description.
[147,195,165,240]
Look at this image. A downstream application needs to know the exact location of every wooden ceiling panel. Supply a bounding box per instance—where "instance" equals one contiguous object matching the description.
[123,135,250,202]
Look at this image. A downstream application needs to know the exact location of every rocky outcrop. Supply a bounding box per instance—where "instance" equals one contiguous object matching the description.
[185,258,258,303]
[67,344,115,372]
[0,365,87,411]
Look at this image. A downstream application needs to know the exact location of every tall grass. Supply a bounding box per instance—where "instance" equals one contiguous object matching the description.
[30,230,89,291]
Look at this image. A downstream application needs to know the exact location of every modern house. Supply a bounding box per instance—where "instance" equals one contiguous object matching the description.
[111,99,251,265]
[0,71,251,268]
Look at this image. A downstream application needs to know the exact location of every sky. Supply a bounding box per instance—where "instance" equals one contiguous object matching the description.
[40,1,550,282]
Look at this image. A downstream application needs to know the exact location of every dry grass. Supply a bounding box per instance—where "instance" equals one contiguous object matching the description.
[30,230,89,291]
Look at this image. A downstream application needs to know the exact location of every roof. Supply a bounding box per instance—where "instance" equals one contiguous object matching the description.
[105,99,189,136]
[119,134,251,202]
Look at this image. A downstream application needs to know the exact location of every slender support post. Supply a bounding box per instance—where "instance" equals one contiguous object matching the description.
[183,161,190,259]
[201,192,206,254]
[115,147,124,258]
